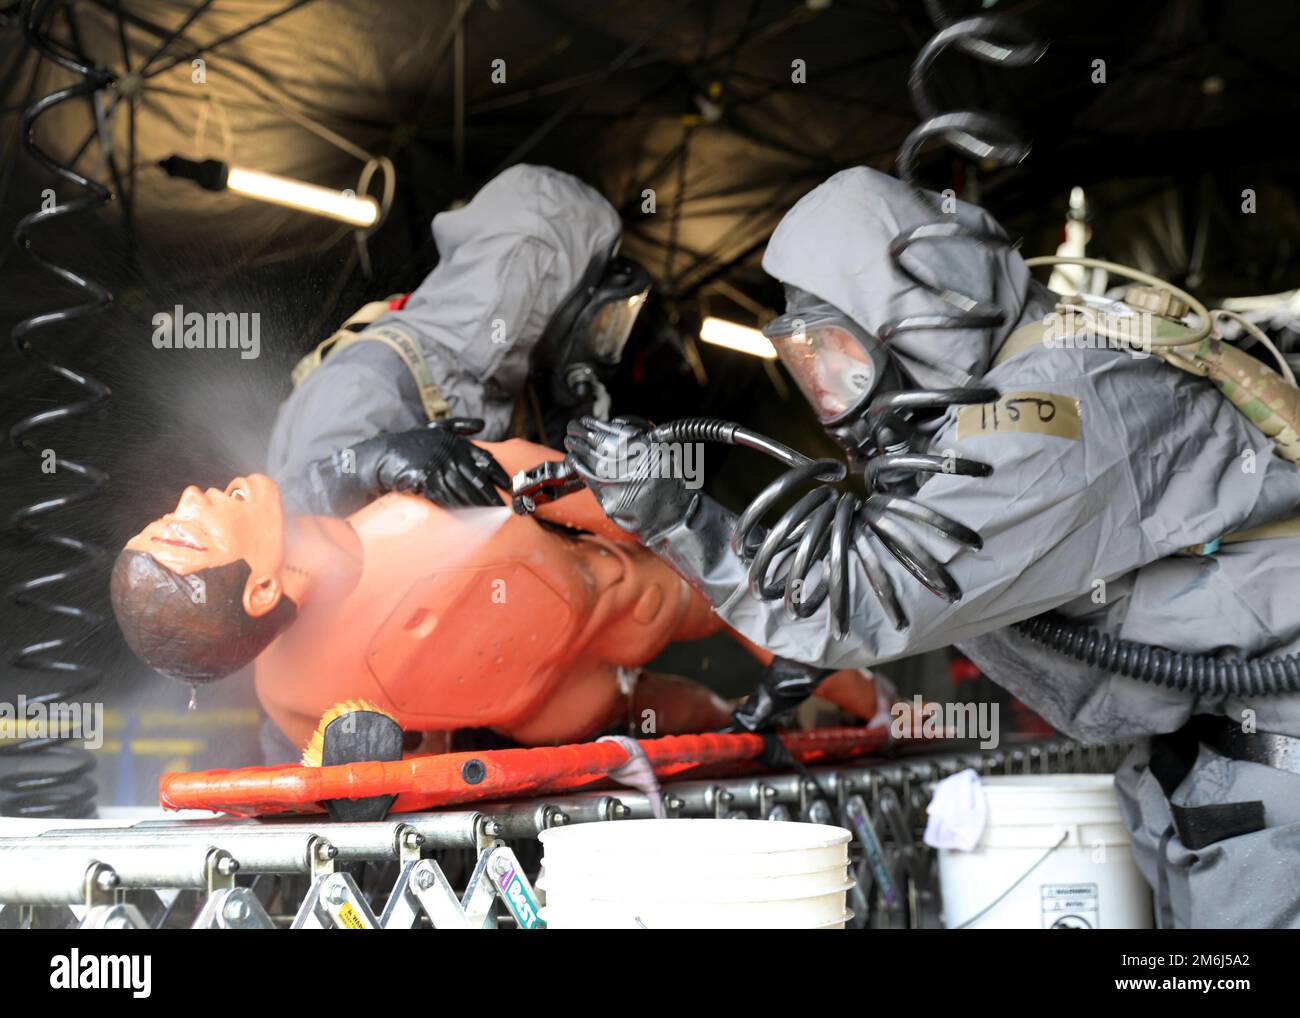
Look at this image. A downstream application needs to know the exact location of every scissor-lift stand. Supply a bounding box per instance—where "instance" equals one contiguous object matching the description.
[0,737,1129,929]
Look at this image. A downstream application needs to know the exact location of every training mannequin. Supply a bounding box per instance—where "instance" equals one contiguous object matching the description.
[111,439,880,754]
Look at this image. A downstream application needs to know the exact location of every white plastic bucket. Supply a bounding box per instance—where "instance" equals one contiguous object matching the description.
[537,818,852,929]
[538,894,853,930]
[937,774,1152,929]
[539,865,852,900]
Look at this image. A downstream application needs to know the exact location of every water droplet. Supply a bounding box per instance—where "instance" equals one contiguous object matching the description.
[187,685,198,711]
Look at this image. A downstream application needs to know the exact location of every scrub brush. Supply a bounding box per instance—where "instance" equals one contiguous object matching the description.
[300,699,394,766]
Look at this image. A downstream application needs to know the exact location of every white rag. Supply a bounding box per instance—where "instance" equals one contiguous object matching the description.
[922,768,987,851]
[597,735,666,819]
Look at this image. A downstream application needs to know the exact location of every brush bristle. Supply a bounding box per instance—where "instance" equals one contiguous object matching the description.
[299,698,392,767]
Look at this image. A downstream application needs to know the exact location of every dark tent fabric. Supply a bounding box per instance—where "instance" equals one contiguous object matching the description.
[7,0,1300,298]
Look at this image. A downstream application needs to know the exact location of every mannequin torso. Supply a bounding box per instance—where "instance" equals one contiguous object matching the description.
[255,440,722,749]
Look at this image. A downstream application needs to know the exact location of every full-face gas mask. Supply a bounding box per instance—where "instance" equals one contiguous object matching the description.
[762,288,903,461]
[763,286,994,495]
[534,243,651,428]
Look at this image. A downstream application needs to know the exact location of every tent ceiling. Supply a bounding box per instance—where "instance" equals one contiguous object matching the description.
[4,0,1300,302]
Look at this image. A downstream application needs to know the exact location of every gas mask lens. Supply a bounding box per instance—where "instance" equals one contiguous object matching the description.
[762,311,879,422]
[585,289,648,363]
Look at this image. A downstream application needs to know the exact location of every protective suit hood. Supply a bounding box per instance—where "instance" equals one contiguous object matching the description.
[432,163,622,289]
[360,163,623,437]
[761,166,1051,389]
[421,163,623,383]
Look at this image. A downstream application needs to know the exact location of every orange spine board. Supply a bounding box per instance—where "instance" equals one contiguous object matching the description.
[159,726,893,817]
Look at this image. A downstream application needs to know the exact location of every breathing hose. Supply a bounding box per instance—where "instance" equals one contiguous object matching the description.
[629,416,984,639]
[2,0,112,816]
[547,409,1300,699]
[1014,615,1300,697]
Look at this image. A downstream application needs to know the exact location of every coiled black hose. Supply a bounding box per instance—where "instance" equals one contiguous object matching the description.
[1015,615,1300,697]
[639,419,849,622]
[645,417,982,639]
[899,5,1300,697]
[2,0,112,816]
[885,6,1045,342]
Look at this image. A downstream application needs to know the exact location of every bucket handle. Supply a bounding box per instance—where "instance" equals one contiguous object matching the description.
[950,830,1069,930]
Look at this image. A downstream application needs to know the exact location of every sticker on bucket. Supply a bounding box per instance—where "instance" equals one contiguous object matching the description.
[1041,883,1098,929]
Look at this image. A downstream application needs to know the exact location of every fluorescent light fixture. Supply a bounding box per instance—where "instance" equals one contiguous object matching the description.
[225,167,379,227]
[699,315,777,359]
[159,155,379,228]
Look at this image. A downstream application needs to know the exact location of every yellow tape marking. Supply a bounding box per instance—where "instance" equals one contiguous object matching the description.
[957,391,1082,441]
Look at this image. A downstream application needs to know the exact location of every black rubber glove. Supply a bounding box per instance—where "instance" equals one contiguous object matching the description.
[563,416,698,540]
[730,658,832,733]
[307,418,510,516]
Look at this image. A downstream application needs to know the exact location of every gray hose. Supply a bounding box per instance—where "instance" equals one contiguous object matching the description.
[1015,614,1300,696]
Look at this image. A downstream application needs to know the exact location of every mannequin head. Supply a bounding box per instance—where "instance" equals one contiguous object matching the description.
[111,475,299,682]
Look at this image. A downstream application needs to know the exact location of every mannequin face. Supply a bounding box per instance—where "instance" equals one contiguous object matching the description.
[126,474,286,618]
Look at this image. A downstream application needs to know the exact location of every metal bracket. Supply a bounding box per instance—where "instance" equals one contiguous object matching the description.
[394,823,425,864]
[81,903,149,929]
[382,857,494,929]
[291,871,378,929]
[308,835,339,878]
[204,847,239,895]
[193,886,276,929]
[84,860,120,908]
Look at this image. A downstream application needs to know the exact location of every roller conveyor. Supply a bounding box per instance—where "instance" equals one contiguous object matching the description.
[0,737,1131,929]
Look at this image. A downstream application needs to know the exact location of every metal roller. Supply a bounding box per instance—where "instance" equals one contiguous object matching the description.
[392,811,484,849]
[0,858,116,906]
[84,810,485,852]
[478,802,567,839]
[536,795,623,824]
[567,789,656,819]
[6,830,331,874]
[0,844,234,890]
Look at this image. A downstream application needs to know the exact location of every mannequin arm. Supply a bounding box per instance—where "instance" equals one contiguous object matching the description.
[632,672,733,734]
[812,669,882,723]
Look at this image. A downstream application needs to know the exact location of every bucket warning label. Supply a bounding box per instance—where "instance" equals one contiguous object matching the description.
[1041,884,1098,929]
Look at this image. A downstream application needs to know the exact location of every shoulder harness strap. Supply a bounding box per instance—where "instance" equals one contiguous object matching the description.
[291,296,452,423]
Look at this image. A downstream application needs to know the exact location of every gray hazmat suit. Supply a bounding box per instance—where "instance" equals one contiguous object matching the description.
[266,164,622,513]
[648,167,1300,928]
